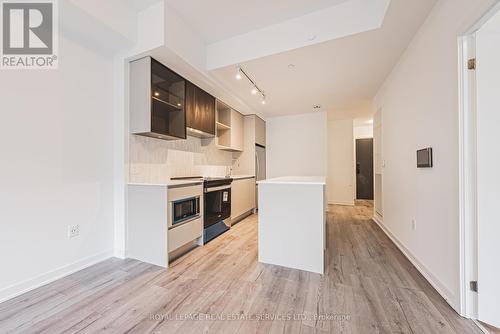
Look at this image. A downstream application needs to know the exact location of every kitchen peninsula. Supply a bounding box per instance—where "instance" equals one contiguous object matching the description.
[257,176,326,274]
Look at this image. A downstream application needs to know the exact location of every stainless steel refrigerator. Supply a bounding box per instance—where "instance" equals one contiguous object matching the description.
[255,144,266,209]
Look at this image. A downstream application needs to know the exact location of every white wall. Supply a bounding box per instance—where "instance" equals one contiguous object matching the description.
[129,135,233,183]
[327,101,373,122]
[327,119,355,205]
[0,37,116,301]
[373,110,383,218]
[266,112,327,179]
[373,0,497,312]
[354,125,373,139]
[164,3,207,71]
[132,1,165,55]
[475,27,500,328]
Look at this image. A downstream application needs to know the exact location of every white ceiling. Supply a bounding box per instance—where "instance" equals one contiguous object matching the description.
[124,0,162,11]
[480,8,500,33]
[166,0,349,43]
[209,0,437,118]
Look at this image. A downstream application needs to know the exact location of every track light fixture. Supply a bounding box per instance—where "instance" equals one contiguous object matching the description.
[235,65,267,105]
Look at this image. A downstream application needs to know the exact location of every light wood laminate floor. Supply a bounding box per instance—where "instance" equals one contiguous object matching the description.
[0,202,482,334]
[481,322,500,334]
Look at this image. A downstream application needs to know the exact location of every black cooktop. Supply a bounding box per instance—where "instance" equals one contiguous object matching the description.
[171,176,233,182]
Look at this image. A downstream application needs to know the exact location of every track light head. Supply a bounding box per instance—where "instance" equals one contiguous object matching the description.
[236,66,268,102]
[236,67,242,80]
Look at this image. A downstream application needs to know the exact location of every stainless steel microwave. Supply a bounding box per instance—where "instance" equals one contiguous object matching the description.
[169,196,200,229]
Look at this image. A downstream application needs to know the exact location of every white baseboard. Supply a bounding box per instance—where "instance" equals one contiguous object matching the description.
[229,209,255,226]
[0,249,114,304]
[371,215,459,312]
[114,248,126,259]
[473,320,492,334]
[328,200,355,206]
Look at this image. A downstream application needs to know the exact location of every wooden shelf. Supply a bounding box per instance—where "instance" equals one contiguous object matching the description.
[152,96,182,110]
[216,122,231,130]
[216,100,231,126]
[216,144,243,152]
[215,99,243,151]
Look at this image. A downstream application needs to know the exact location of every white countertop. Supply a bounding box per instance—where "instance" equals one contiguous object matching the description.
[128,175,255,188]
[128,180,203,187]
[231,175,255,180]
[257,176,326,185]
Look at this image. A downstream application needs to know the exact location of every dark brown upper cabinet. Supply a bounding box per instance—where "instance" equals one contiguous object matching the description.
[185,81,216,138]
[129,56,187,140]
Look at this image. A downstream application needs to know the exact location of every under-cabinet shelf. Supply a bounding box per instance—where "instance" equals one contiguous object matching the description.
[216,122,231,130]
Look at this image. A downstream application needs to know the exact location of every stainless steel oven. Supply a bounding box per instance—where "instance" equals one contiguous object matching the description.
[170,196,200,229]
[203,178,232,243]
[204,179,232,228]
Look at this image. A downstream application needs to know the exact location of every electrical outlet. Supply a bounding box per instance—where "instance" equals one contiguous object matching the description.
[411,219,417,231]
[68,224,80,238]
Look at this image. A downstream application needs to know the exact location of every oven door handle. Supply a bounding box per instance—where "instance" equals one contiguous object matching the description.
[205,185,231,193]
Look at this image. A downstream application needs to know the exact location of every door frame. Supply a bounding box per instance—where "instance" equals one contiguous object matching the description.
[458,0,500,322]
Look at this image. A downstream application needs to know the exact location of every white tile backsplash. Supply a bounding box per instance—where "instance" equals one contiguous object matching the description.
[129,135,233,183]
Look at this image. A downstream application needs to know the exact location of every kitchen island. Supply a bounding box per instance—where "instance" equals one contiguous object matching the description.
[257,176,326,274]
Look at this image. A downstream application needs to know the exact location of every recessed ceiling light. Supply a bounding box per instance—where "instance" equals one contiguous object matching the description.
[288,64,295,69]
[251,86,258,95]
[307,34,317,41]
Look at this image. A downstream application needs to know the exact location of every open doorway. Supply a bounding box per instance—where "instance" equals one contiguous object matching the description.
[459,3,500,332]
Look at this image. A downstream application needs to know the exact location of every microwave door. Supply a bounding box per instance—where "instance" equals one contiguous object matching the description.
[171,196,200,228]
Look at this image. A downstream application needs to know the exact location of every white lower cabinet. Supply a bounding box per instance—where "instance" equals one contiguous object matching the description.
[231,177,256,223]
[127,183,204,268]
[168,218,202,252]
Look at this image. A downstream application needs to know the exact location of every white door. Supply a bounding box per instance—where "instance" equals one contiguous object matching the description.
[476,28,500,329]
